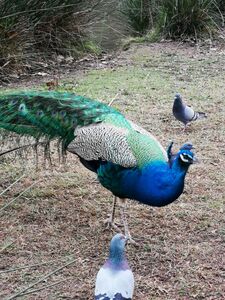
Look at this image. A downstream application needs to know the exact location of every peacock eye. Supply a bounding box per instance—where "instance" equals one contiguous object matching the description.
[60,111,66,117]
[18,103,25,111]
[10,99,18,105]
[180,153,193,163]
[37,110,44,117]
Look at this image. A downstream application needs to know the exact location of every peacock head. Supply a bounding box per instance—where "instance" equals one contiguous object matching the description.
[180,142,194,151]
[178,148,198,166]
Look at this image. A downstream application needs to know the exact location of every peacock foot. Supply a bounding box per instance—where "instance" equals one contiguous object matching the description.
[125,233,139,246]
[104,217,122,233]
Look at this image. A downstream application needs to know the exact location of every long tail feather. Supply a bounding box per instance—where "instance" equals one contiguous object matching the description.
[0,91,117,149]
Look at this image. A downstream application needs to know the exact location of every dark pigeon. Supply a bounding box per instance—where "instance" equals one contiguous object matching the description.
[173,93,207,130]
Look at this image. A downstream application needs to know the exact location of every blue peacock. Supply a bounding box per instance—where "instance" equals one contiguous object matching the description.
[0,91,197,240]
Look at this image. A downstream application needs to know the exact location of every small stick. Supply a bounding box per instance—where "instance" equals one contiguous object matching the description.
[0,144,34,157]
[18,279,68,297]
[0,240,15,254]
[7,258,77,300]
[0,180,40,215]
[0,255,73,274]
[108,92,120,107]
[0,174,26,196]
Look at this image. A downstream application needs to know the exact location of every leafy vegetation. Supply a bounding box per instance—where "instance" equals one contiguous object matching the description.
[157,0,222,38]
[0,0,102,81]
[121,0,224,38]
[0,0,225,81]
[119,0,153,35]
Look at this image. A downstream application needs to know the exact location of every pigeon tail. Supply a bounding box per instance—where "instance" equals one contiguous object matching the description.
[192,112,207,121]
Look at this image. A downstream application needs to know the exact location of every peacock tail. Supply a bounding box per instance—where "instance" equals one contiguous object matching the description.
[0,91,167,168]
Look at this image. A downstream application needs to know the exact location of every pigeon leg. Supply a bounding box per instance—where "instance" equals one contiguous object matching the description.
[119,199,137,245]
[104,196,121,232]
[183,123,188,131]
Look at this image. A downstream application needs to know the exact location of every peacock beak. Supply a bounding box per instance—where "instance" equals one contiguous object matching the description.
[192,156,199,164]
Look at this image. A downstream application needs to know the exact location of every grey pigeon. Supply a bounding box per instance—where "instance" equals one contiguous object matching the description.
[95,234,134,300]
[173,93,207,130]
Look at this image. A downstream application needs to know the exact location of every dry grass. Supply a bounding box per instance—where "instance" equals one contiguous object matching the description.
[1,42,225,299]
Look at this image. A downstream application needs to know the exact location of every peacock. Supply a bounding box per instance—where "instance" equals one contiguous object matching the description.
[0,91,197,241]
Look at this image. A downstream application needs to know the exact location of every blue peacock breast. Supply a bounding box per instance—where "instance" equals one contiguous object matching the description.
[97,161,185,207]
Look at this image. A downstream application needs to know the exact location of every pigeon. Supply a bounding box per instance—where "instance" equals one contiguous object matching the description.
[167,142,194,166]
[173,93,207,130]
[95,234,134,300]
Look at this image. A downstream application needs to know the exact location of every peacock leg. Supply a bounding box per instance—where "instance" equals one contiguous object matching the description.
[119,199,137,245]
[104,196,121,232]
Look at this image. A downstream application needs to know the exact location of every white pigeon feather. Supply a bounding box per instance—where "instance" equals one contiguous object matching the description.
[95,267,134,300]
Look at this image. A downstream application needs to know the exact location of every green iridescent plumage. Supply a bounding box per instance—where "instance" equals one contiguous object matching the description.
[0,90,167,167]
[0,91,118,148]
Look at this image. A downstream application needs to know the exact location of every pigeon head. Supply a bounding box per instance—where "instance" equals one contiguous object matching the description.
[173,93,184,113]
[178,148,198,165]
[109,234,127,263]
[174,93,182,103]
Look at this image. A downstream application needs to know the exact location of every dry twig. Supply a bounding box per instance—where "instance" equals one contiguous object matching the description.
[7,258,77,300]
[0,180,40,215]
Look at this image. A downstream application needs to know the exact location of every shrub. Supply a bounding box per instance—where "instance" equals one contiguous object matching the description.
[0,0,100,82]
[120,0,156,35]
[156,0,222,39]
[120,0,224,39]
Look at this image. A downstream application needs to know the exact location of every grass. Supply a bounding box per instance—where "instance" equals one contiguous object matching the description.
[1,42,225,299]
[157,0,221,39]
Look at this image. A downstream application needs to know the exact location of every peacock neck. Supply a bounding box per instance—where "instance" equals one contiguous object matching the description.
[171,156,190,176]
[122,160,189,207]
[98,159,190,207]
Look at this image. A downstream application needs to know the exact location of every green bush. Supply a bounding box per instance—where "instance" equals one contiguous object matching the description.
[0,0,100,81]
[120,0,156,35]
[157,0,221,38]
[120,0,224,38]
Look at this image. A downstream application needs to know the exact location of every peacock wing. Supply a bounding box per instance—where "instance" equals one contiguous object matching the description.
[67,122,137,168]
[67,118,168,168]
